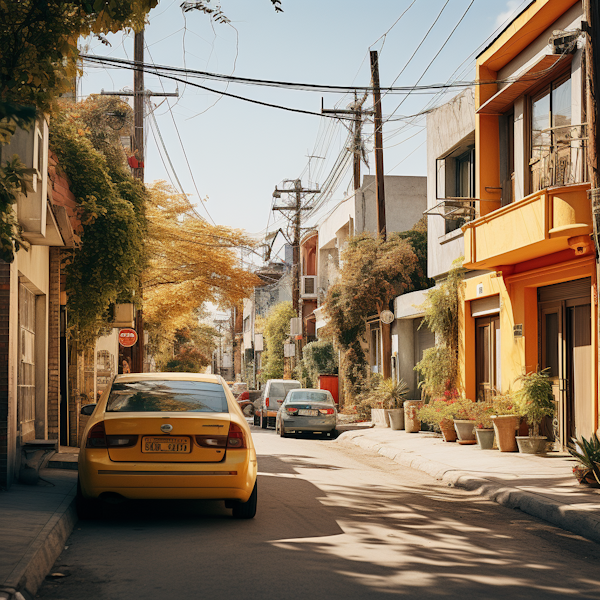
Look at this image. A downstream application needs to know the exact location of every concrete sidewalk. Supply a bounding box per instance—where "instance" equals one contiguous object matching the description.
[0,465,77,600]
[337,427,600,544]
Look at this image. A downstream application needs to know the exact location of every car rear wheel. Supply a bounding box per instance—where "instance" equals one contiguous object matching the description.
[279,424,287,438]
[261,414,268,429]
[232,481,257,519]
[76,478,96,520]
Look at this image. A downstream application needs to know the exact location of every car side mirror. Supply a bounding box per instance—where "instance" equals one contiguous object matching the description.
[81,404,97,416]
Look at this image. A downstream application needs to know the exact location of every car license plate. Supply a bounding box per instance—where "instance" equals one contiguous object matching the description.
[142,436,190,453]
[298,409,318,416]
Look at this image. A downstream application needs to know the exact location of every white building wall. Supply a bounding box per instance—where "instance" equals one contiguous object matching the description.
[426,88,476,280]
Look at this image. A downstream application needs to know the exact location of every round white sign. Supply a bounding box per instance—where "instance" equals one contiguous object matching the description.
[380,310,394,324]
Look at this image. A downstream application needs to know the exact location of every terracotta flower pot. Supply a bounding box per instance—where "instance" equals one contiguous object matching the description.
[440,420,457,442]
[475,428,495,450]
[454,419,477,444]
[404,401,422,433]
[491,415,519,452]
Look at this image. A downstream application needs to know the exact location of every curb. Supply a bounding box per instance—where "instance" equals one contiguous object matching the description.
[337,431,600,545]
[1,490,77,600]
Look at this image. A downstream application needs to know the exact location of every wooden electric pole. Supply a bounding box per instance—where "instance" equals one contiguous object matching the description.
[369,50,392,379]
[321,94,370,192]
[586,0,600,192]
[370,50,387,241]
[272,180,320,314]
[101,29,177,373]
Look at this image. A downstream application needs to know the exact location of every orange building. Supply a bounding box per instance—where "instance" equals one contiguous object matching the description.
[461,0,596,448]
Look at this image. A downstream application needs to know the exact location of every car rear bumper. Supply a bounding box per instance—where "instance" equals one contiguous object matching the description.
[282,416,336,432]
[79,448,257,501]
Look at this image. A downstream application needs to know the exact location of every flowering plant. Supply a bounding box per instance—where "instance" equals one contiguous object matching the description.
[447,397,476,420]
[491,393,519,416]
[417,399,457,427]
[470,400,495,429]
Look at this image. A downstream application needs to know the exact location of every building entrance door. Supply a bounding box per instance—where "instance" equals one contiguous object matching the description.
[538,278,591,448]
[475,315,500,401]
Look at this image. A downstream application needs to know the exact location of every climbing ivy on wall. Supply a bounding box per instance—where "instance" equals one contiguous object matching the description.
[49,96,146,344]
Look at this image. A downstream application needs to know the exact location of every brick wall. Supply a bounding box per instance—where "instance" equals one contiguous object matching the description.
[47,248,60,440]
[0,261,10,487]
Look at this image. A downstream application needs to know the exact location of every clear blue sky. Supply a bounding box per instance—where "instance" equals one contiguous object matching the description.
[80,0,528,243]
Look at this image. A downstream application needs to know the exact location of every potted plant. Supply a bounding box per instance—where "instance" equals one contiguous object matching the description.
[514,370,555,454]
[490,393,519,452]
[449,397,477,444]
[568,434,600,486]
[374,378,409,430]
[417,400,457,442]
[404,400,423,433]
[470,399,495,450]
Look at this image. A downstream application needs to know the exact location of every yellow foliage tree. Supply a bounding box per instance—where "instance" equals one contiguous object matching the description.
[143,181,259,345]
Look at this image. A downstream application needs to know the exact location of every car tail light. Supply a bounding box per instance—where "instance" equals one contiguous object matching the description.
[265,397,270,408]
[195,435,227,448]
[238,391,249,401]
[86,421,107,448]
[106,435,138,448]
[319,408,335,415]
[286,407,299,414]
[227,422,246,448]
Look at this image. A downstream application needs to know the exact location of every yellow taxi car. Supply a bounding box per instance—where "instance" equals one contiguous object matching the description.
[77,373,258,519]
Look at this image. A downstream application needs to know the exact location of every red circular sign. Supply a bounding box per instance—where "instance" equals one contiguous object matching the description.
[118,328,138,347]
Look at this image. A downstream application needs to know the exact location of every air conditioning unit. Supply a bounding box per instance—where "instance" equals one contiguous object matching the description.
[302,275,317,297]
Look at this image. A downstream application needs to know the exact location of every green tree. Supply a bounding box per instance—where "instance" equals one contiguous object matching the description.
[49,96,146,344]
[324,222,431,400]
[260,301,295,382]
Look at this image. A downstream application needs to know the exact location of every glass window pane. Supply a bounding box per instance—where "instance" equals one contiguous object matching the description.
[106,380,229,412]
[532,91,550,160]
[287,391,333,404]
[552,78,572,132]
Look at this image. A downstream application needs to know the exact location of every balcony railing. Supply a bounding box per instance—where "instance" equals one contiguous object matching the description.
[424,197,477,229]
[530,123,588,193]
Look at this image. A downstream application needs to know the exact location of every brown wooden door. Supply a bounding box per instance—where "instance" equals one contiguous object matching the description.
[539,291,591,447]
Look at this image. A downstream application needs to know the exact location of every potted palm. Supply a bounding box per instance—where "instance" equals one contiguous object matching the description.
[470,400,495,450]
[568,434,600,486]
[514,370,555,454]
[490,393,519,452]
[417,400,457,442]
[375,378,409,430]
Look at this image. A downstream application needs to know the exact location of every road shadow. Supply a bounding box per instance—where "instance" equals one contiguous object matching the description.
[37,454,600,600]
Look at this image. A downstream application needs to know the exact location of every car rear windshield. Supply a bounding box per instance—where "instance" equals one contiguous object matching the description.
[269,382,301,398]
[287,391,333,404]
[106,380,229,413]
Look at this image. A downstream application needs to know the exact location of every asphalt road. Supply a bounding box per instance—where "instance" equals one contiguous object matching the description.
[38,425,600,600]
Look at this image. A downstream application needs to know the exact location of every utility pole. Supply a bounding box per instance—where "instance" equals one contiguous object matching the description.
[322,94,370,192]
[272,180,320,314]
[370,50,387,241]
[369,50,392,379]
[101,29,177,373]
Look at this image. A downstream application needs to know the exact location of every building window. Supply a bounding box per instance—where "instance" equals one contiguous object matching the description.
[530,75,584,192]
[436,145,475,234]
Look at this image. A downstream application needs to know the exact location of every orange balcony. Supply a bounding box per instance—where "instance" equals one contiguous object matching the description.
[463,183,592,270]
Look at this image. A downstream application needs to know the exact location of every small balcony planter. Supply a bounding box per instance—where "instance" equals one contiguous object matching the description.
[388,408,405,431]
[404,401,422,433]
[454,420,476,444]
[516,435,548,454]
[475,428,495,450]
[491,415,519,452]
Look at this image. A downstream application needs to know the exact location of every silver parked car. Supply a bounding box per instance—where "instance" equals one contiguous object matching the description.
[275,389,337,437]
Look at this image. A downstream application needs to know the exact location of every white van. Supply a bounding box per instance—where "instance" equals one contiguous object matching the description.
[253,379,301,429]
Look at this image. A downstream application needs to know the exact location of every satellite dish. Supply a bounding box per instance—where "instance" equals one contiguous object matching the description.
[380,310,394,325]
